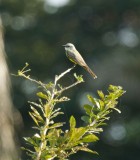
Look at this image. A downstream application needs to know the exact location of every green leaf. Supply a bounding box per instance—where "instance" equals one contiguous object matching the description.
[87,95,101,110]
[49,122,65,129]
[97,90,104,99]
[29,112,39,126]
[37,92,48,100]
[44,104,52,117]
[47,129,62,147]
[112,107,121,113]
[24,137,38,147]
[93,98,100,109]
[28,101,45,115]
[57,96,70,102]
[74,127,87,140]
[51,107,61,114]
[69,116,76,130]
[45,81,53,89]
[83,104,93,115]
[78,147,98,155]
[81,134,99,143]
[69,127,87,142]
[109,85,120,92]
[74,73,84,82]
[21,147,35,154]
[30,106,44,123]
[81,115,90,123]
[50,108,64,119]
[44,154,54,159]
[99,100,104,111]
[50,111,64,119]
[87,95,95,104]
[33,134,41,139]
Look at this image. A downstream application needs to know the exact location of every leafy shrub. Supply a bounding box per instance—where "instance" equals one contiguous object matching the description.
[15,63,125,160]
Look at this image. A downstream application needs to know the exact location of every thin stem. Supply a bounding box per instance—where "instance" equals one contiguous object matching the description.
[18,72,47,91]
[36,66,76,160]
[55,65,76,82]
[56,80,82,95]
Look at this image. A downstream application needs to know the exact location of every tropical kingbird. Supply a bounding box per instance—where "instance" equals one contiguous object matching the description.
[63,43,97,79]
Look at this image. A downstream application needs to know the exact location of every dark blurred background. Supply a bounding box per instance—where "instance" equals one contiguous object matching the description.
[1,0,140,159]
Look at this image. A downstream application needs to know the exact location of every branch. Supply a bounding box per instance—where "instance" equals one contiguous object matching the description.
[56,80,82,95]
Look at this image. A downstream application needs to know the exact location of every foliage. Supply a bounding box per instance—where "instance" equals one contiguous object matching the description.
[15,63,125,160]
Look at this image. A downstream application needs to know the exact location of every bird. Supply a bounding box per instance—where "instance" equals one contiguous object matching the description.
[62,43,97,79]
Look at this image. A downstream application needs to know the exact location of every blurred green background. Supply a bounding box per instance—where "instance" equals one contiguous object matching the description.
[1,0,140,159]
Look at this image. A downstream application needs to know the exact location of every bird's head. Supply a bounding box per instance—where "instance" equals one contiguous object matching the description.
[62,43,76,51]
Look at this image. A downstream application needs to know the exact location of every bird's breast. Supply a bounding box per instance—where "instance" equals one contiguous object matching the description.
[66,50,77,64]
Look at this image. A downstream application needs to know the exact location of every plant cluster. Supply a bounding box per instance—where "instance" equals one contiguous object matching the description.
[15,63,125,160]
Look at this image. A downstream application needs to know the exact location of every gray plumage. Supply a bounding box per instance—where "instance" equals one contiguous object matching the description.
[63,43,97,79]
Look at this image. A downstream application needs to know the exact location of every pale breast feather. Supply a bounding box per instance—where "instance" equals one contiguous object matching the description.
[66,50,77,63]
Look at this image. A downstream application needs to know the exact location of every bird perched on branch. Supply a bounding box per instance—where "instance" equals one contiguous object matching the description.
[63,43,97,79]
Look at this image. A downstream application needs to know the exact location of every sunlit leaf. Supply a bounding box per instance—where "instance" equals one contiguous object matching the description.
[47,129,62,147]
[24,137,38,147]
[78,147,98,155]
[29,112,39,126]
[81,134,99,143]
[21,147,35,154]
[74,73,84,82]
[69,116,76,130]
[33,133,41,139]
[30,106,44,123]
[50,111,64,119]
[87,95,95,104]
[93,98,100,109]
[83,104,93,115]
[97,90,104,100]
[37,92,48,100]
[99,100,104,111]
[44,104,52,117]
[45,81,53,89]
[49,122,65,129]
[69,127,87,142]
[112,107,121,113]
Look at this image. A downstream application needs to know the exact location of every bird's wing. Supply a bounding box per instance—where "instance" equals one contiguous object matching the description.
[74,50,87,66]
[66,49,87,66]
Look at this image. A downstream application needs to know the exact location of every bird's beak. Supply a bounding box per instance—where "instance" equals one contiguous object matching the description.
[62,44,67,47]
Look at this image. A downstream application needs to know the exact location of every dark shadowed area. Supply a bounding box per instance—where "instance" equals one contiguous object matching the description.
[1,0,140,159]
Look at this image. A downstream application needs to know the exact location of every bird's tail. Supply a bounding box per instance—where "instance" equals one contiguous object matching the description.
[83,65,97,79]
